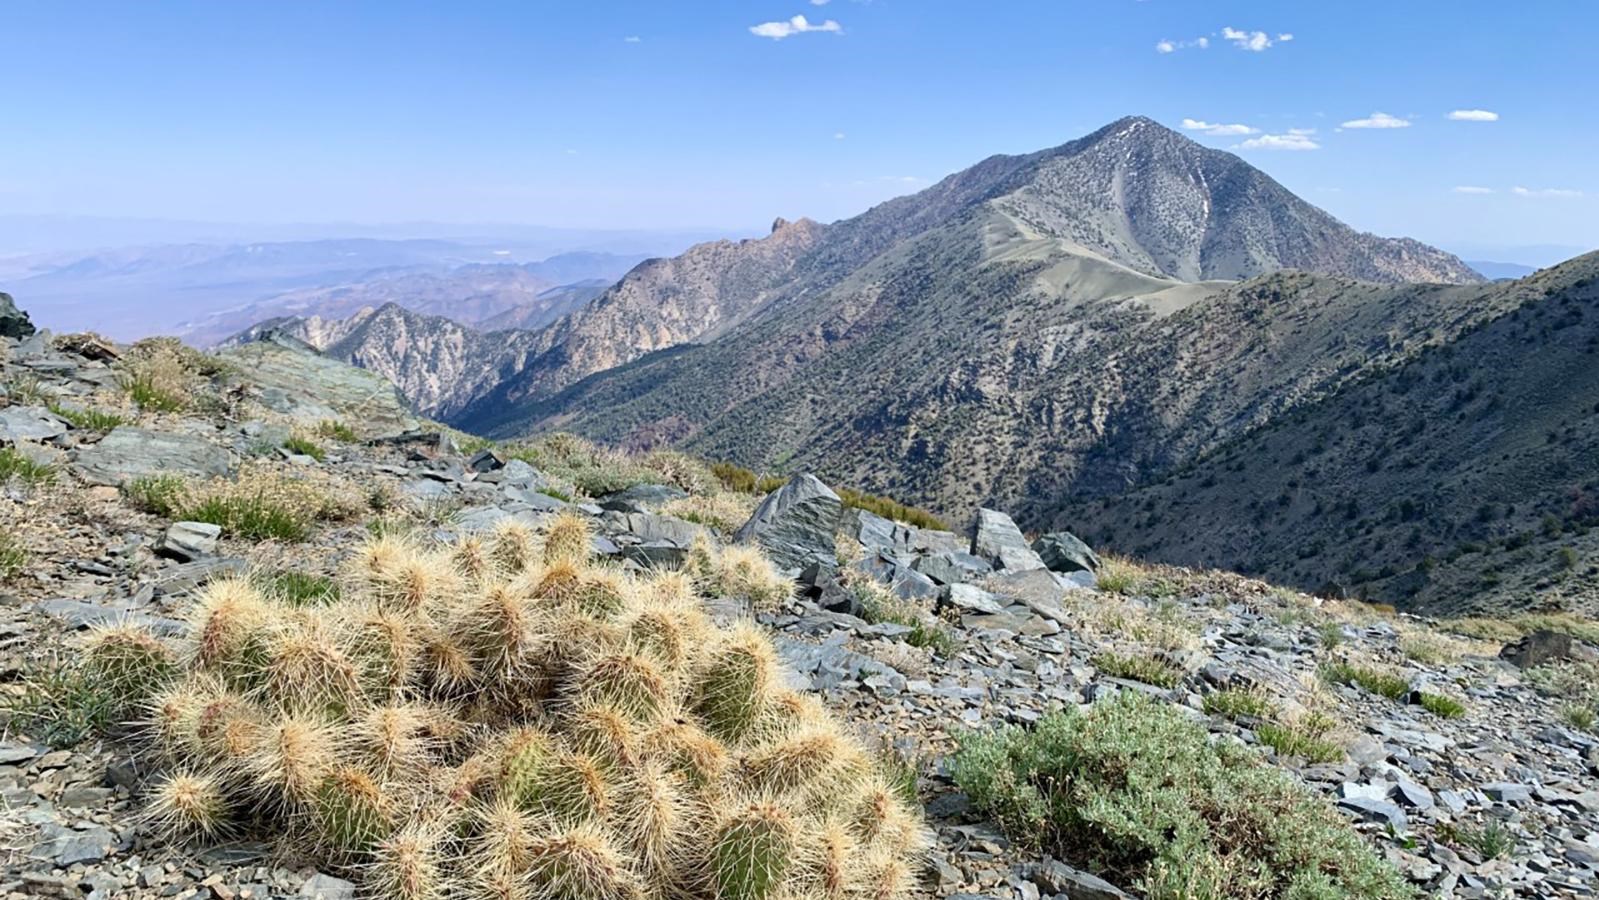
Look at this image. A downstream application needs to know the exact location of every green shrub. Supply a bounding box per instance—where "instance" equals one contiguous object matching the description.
[283,435,327,461]
[0,446,55,485]
[1092,650,1184,688]
[1318,622,1346,650]
[47,402,126,431]
[952,693,1413,899]
[124,465,363,542]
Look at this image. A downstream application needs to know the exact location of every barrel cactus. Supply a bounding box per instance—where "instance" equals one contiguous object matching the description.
[101,512,926,898]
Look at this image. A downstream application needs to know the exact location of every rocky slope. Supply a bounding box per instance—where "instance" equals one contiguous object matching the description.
[227,304,544,418]
[1067,252,1599,616]
[450,116,1478,432]
[1,315,1596,898]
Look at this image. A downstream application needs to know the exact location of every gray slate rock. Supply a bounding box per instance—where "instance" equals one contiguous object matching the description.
[971,508,1045,571]
[300,873,358,899]
[1027,860,1133,900]
[73,426,235,485]
[1032,530,1102,573]
[734,473,843,570]
[941,583,1008,616]
[0,405,68,442]
[158,521,221,561]
[598,483,688,513]
[1336,795,1408,831]
[0,291,34,339]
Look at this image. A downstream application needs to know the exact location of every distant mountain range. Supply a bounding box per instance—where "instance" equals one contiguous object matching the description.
[1466,260,1539,281]
[0,232,696,340]
[222,116,1599,614]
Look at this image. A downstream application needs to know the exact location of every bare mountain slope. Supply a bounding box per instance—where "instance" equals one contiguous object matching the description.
[455,116,1478,424]
[1066,252,1599,616]
[229,304,542,418]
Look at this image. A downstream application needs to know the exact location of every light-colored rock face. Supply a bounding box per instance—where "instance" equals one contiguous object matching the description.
[73,426,236,485]
[217,336,418,436]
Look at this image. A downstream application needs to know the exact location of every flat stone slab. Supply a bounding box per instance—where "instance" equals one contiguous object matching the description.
[0,405,67,442]
[73,426,234,485]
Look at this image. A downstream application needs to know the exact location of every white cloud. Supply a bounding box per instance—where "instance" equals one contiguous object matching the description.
[623,35,641,43]
[1234,131,1320,151]
[1341,112,1410,129]
[811,0,831,4]
[834,132,846,140]
[1278,33,1294,41]
[1452,186,1494,194]
[1513,186,1583,198]
[750,14,842,39]
[1447,109,1499,122]
[1181,118,1258,136]
[1222,26,1275,51]
[1156,36,1208,53]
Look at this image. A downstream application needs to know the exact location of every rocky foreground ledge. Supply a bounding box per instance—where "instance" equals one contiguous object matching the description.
[0,323,1596,899]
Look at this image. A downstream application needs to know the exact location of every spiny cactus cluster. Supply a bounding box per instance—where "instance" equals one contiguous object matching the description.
[90,511,925,900]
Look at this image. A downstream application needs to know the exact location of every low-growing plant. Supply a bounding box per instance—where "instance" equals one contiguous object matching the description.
[1092,650,1184,688]
[1444,820,1514,860]
[1318,622,1346,650]
[1203,687,1274,720]
[0,533,27,581]
[283,435,327,461]
[1256,715,1344,764]
[125,474,187,516]
[662,491,760,534]
[1560,703,1596,731]
[0,663,119,748]
[122,464,364,542]
[4,374,48,405]
[47,402,126,431]
[316,420,359,442]
[253,569,341,606]
[852,578,960,656]
[1321,661,1410,701]
[0,446,55,486]
[108,515,926,899]
[1417,691,1466,719]
[952,692,1413,899]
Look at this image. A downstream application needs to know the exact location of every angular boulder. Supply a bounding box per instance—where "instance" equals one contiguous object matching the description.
[970,508,1045,571]
[1033,530,1102,573]
[0,292,35,340]
[73,426,235,485]
[734,473,843,570]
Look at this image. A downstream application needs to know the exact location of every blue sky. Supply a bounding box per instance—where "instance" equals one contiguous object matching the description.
[3,0,1595,259]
